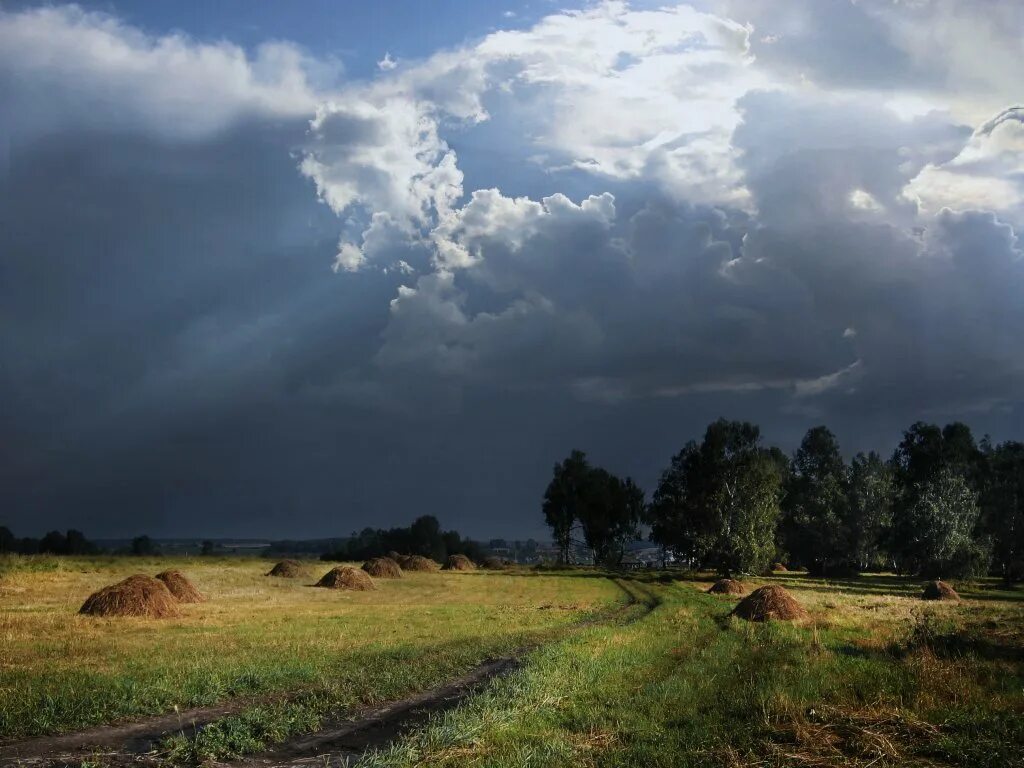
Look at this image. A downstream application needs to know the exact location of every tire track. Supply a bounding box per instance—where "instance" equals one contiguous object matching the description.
[232,578,659,768]
[0,577,658,768]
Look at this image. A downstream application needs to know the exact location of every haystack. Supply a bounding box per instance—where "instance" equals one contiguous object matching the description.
[80,574,181,618]
[707,578,745,595]
[386,550,402,561]
[316,565,375,591]
[266,560,303,578]
[771,562,788,572]
[155,569,205,603]
[444,554,476,571]
[400,555,440,572]
[482,556,507,570]
[363,557,402,578]
[731,585,806,622]
[922,580,959,601]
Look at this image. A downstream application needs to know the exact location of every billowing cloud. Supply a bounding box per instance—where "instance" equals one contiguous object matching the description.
[0,5,331,144]
[904,106,1024,218]
[2,1,1024,539]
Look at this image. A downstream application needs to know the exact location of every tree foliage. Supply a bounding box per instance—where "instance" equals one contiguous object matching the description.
[890,422,990,576]
[321,515,484,562]
[648,419,781,576]
[903,469,988,577]
[980,440,1024,581]
[542,450,591,563]
[781,426,850,575]
[846,452,894,570]
[542,450,644,566]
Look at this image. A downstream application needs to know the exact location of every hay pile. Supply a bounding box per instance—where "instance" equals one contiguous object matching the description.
[922,580,959,601]
[481,556,507,570]
[155,569,205,603]
[80,575,181,618]
[316,565,375,591]
[363,557,402,578]
[266,560,303,578]
[731,585,807,622]
[771,562,788,572]
[444,554,476,571]
[399,555,440,572]
[707,578,745,595]
[386,550,402,561]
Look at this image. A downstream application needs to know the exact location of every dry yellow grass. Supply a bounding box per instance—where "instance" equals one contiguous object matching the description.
[0,556,622,739]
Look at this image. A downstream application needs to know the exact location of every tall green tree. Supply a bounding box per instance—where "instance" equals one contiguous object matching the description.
[904,469,988,577]
[542,450,591,563]
[780,426,850,575]
[980,440,1024,582]
[409,515,447,561]
[649,419,781,576]
[846,452,895,571]
[890,422,989,575]
[647,442,702,565]
[578,471,644,566]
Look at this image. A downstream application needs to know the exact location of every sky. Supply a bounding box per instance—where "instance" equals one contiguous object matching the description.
[1,0,1023,540]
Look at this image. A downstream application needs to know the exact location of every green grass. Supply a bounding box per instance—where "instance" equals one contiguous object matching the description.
[357,573,1024,768]
[0,555,623,741]
[3,558,1022,767]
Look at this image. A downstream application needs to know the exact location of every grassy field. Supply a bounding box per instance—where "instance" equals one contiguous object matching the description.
[0,556,622,746]
[361,572,1024,768]
[2,558,1022,767]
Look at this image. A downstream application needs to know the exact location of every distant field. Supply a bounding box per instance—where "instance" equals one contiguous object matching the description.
[2,560,1022,767]
[0,556,622,744]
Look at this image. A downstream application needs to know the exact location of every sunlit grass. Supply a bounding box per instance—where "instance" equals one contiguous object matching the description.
[359,573,1024,768]
[0,555,623,740]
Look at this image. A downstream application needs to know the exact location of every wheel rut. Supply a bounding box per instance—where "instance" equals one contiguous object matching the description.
[0,577,659,768]
[233,579,657,768]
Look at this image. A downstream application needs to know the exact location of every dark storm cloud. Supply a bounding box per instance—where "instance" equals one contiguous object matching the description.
[0,123,407,536]
[3,1,1024,541]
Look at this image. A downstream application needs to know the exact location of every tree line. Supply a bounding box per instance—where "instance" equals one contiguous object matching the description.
[0,528,166,556]
[543,419,1024,581]
[0,527,99,555]
[321,515,485,562]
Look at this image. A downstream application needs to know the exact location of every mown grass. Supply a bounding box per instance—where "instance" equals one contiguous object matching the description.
[0,555,623,741]
[158,577,650,764]
[359,573,1024,768]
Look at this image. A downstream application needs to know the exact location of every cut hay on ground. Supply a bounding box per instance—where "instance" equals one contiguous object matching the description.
[707,578,745,596]
[363,557,402,578]
[80,575,181,618]
[482,556,507,570]
[316,565,376,591]
[731,585,807,622]
[154,569,205,603]
[399,555,440,572]
[444,554,476,571]
[922,580,959,601]
[266,560,303,578]
[771,562,788,572]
